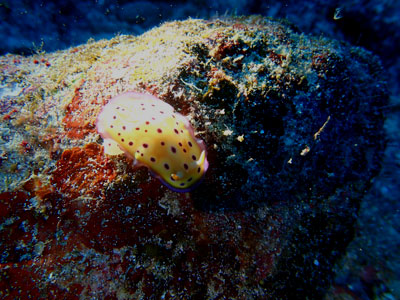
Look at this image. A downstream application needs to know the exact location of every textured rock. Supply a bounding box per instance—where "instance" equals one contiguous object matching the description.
[0,17,387,299]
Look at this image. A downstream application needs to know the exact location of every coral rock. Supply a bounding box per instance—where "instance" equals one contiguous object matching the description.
[0,17,388,299]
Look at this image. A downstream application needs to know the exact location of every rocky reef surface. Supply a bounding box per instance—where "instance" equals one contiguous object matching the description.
[0,17,388,299]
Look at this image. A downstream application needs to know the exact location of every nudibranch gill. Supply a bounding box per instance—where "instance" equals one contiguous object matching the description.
[96,92,209,192]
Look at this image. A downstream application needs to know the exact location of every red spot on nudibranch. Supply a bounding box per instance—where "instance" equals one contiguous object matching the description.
[150,157,156,162]
[110,125,114,128]
[164,163,169,170]
[192,155,196,160]
[113,116,116,119]
[157,128,162,133]
[136,127,140,130]
[129,141,133,146]
[143,143,148,148]
[188,141,193,147]
[179,142,182,147]
[174,129,179,134]
[183,149,187,153]
[161,141,165,146]
[122,126,126,130]
[121,138,125,142]
[197,167,201,173]
[171,146,176,153]
[146,121,150,125]
[184,163,188,170]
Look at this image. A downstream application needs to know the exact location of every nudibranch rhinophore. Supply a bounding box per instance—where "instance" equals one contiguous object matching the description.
[96,92,209,192]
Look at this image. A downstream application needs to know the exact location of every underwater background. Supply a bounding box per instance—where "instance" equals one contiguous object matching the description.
[0,0,399,299]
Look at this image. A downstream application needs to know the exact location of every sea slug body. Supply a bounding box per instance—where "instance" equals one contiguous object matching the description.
[96,92,208,192]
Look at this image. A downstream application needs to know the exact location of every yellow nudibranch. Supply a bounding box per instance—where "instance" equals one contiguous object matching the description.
[96,92,208,192]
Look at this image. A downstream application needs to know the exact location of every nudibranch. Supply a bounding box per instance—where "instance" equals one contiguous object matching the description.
[96,92,209,192]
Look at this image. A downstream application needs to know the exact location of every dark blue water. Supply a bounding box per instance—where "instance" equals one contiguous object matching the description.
[1,1,399,298]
